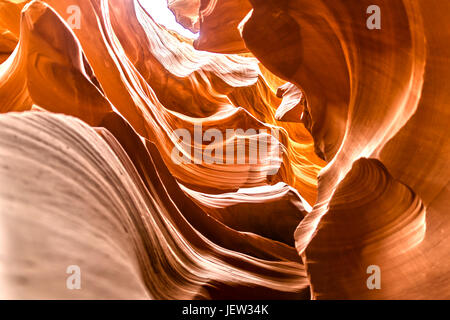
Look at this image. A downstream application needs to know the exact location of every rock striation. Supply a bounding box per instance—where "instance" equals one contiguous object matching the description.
[0,0,448,299]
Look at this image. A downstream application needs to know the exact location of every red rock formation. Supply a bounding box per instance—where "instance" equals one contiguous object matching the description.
[194,0,251,53]
[275,82,306,123]
[0,0,312,299]
[168,0,201,33]
[239,0,450,299]
[0,0,448,300]
[167,0,252,53]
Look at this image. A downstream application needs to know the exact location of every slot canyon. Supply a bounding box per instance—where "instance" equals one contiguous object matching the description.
[0,0,449,300]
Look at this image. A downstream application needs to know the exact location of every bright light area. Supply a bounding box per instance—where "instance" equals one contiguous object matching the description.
[139,0,199,39]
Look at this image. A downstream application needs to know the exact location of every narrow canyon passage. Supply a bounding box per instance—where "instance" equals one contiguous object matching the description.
[0,0,448,300]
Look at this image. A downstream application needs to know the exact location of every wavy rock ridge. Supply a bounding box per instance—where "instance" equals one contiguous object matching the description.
[0,0,449,299]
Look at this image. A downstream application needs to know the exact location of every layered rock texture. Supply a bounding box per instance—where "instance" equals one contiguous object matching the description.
[0,0,448,299]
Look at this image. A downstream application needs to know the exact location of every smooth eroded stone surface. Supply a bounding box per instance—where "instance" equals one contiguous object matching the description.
[1,0,448,300]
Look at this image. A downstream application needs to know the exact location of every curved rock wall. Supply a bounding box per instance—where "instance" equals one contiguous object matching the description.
[0,0,448,299]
